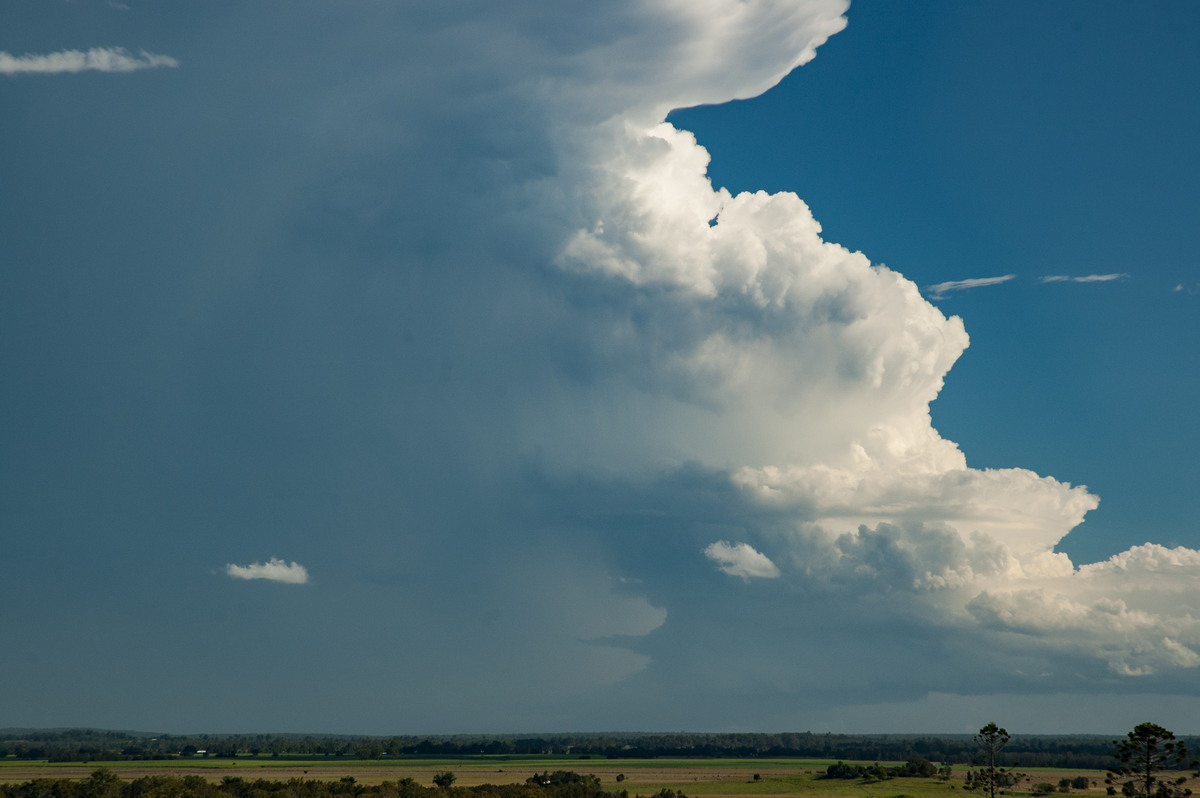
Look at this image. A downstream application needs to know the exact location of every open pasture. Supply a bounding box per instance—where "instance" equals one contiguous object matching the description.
[0,756,1129,798]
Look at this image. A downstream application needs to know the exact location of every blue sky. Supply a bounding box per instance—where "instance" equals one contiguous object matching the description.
[3,0,1199,736]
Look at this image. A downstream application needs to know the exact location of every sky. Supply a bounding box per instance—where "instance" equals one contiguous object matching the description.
[2,0,1199,736]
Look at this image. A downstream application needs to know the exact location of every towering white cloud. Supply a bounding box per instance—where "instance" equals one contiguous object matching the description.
[211,0,1196,720]
[5,0,1197,733]
[515,0,1200,711]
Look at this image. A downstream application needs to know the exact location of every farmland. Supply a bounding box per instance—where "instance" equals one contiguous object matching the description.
[0,754,1134,798]
[2,727,1196,798]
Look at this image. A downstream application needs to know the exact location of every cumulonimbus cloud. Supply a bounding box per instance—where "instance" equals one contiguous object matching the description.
[0,47,178,75]
[224,558,309,584]
[533,0,1200,705]
[10,0,1183,730]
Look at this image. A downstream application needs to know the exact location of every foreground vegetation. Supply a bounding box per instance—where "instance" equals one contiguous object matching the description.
[0,757,1194,798]
[0,770,645,798]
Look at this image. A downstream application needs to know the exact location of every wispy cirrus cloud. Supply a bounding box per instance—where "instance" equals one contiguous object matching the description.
[927,272,1129,300]
[224,558,309,584]
[924,274,1016,299]
[0,47,178,75]
[1041,273,1129,284]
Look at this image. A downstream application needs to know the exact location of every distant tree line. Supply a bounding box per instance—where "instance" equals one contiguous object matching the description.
[1,728,1189,770]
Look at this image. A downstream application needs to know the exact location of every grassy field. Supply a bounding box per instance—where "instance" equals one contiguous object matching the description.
[0,755,1143,798]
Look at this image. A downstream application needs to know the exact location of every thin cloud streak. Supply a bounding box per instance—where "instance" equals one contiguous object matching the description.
[0,47,179,75]
[224,558,309,584]
[925,274,1016,299]
[1041,273,1129,283]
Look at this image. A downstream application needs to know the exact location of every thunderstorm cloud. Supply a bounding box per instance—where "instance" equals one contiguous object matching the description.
[4,0,1199,733]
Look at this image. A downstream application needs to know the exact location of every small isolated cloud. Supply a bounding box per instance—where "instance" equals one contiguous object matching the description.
[1040,273,1129,284]
[0,47,179,75]
[704,541,781,580]
[925,274,1015,300]
[224,557,309,584]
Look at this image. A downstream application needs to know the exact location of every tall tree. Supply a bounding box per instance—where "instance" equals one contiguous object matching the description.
[1108,723,1194,798]
[976,723,1011,798]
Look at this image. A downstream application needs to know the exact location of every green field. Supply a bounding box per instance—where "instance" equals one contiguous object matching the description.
[0,755,1133,798]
